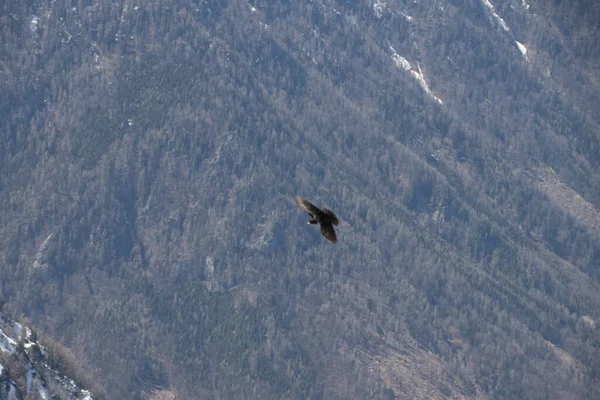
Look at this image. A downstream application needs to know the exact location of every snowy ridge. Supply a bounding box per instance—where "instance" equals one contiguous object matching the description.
[390,46,443,105]
[0,312,93,400]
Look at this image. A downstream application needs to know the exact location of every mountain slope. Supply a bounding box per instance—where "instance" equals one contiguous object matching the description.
[0,306,99,400]
[1,0,599,398]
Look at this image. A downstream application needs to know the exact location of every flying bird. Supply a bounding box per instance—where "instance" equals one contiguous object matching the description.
[295,195,339,243]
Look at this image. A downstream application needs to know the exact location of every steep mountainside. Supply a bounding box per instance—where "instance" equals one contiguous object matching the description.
[0,306,99,399]
[1,0,599,398]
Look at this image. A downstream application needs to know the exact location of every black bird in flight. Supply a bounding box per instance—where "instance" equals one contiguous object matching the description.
[295,195,339,243]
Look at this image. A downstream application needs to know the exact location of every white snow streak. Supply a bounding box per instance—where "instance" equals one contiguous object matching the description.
[481,1,528,61]
[0,329,17,353]
[13,322,23,338]
[391,52,411,71]
[481,0,510,32]
[33,232,54,269]
[390,47,443,105]
[516,41,528,59]
[39,386,49,400]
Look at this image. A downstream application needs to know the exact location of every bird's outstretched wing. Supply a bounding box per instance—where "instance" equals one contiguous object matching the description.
[322,208,339,226]
[320,223,338,243]
[295,195,323,218]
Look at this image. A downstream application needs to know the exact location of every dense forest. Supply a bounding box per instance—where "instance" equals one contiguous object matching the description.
[1,0,600,398]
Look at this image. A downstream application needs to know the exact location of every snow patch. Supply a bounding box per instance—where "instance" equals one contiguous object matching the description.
[515,41,528,59]
[582,315,596,329]
[0,329,17,353]
[29,15,39,32]
[480,1,529,60]
[373,0,387,18]
[391,53,411,71]
[390,46,443,105]
[39,386,49,400]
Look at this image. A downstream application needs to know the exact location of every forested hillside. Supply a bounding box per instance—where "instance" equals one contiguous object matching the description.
[1,0,599,398]
[0,304,101,400]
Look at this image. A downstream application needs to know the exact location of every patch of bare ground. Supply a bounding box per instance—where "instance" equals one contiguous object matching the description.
[533,166,600,233]
[354,331,478,399]
[143,389,179,400]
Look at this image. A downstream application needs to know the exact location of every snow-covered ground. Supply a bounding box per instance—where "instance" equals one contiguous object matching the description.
[516,40,528,59]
